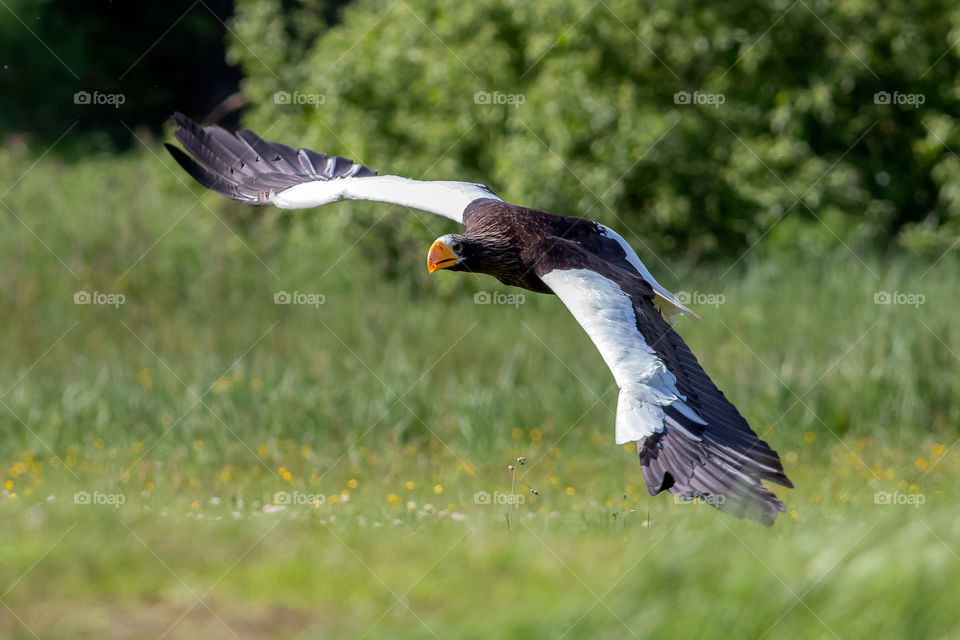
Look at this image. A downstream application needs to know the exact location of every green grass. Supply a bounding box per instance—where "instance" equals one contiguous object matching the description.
[0,143,958,638]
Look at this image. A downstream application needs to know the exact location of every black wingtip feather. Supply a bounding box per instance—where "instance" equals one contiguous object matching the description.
[165,112,378,205]
[640,427,789,527]
[165,143,226,194]
[165,142,209,184]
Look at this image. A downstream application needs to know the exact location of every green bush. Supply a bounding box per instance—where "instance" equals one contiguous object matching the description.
[229,0,960,261]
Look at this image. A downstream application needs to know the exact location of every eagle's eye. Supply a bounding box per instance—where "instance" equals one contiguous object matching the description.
[452,243,463,253]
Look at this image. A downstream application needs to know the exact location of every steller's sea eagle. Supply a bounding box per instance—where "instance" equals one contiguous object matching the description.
[166,113,793,525]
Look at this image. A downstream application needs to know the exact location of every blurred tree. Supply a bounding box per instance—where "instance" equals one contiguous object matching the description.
[230,0,960,260]
[0,0,242,149]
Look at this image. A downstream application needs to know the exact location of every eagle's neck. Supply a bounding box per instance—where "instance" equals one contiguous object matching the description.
[462,223,550,293]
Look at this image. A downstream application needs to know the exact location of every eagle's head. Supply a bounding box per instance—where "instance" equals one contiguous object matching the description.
[426,234,470,273]
[427,232,519,276]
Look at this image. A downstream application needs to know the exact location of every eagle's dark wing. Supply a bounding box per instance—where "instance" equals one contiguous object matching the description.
[165,112,377,205]
[562,219,699,323]
[531,239,792,526]
[165,113,497,223]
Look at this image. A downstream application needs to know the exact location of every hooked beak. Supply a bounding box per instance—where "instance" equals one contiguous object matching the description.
[427,240,460,273]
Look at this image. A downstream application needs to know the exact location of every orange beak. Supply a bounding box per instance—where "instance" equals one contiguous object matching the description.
[427,240,460,273]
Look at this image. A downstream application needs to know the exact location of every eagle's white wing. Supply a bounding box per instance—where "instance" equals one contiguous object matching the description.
[539,267,705,445]
[166,113,499,223]
[273,176,498,222]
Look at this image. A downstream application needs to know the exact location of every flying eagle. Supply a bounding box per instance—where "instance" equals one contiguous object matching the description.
[166,113,793,525]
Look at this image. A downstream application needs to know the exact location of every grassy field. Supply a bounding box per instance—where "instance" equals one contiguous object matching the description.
[1,142,959,638]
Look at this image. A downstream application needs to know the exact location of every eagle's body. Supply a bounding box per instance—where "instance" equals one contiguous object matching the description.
[459,200,643,293]
[167,113,793,525]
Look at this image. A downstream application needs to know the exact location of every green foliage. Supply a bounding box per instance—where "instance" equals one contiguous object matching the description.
[231,0,960,260]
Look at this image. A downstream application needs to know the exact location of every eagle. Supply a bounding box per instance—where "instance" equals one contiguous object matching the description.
[166,113,793,525]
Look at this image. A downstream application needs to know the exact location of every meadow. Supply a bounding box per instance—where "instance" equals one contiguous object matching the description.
[1,141,958,639]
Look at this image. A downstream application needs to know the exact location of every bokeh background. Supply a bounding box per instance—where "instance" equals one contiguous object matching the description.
[1,0,959,638]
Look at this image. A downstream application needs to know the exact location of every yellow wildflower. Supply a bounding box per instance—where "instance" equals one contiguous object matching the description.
[136,368,153,390]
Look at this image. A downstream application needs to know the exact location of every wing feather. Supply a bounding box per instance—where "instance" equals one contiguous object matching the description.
[166,113,498,222]
[534,242,792,525]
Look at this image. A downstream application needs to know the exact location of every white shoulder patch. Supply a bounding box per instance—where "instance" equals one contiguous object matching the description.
[540,268,703,444]
[597,225,700,323]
